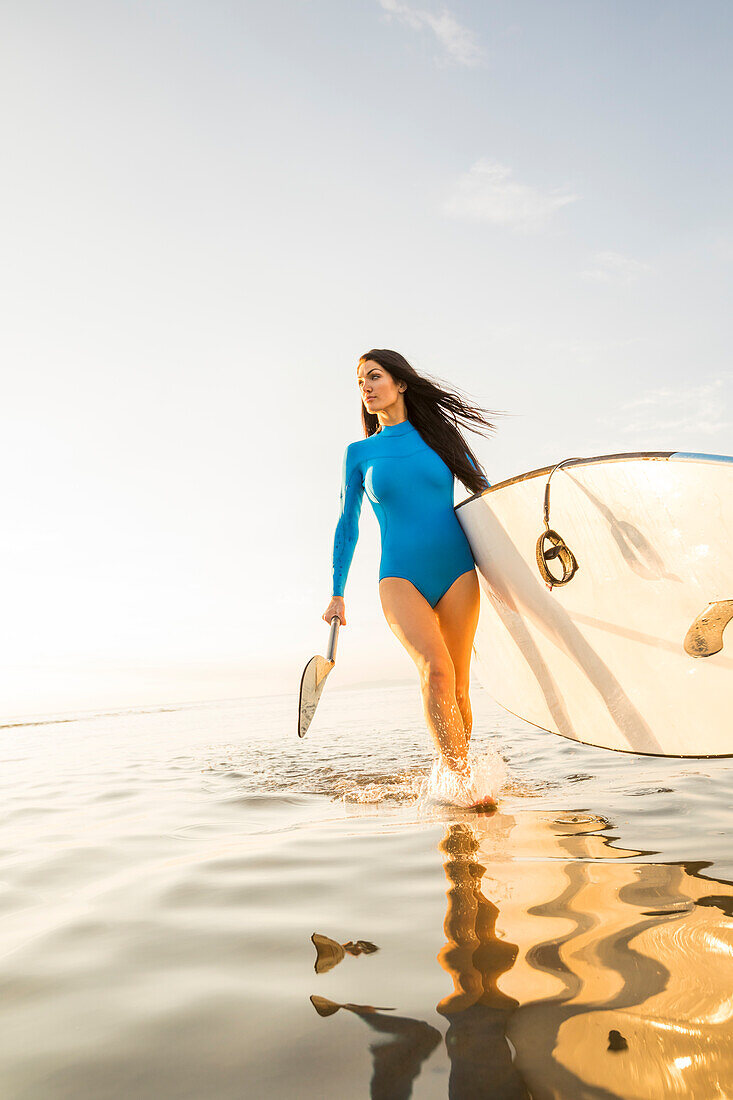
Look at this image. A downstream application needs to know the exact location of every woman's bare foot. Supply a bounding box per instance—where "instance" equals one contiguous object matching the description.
[430,756,498,810]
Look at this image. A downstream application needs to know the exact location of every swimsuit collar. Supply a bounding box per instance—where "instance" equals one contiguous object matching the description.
[378,419,414,437]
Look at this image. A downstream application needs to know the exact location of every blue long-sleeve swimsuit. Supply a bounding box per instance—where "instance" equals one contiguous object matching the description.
[331,419,476,607]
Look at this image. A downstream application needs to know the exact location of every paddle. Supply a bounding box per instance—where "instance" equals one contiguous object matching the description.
[297,616,341,738]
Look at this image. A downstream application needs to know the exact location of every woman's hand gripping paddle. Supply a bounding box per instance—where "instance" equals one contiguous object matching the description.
[298,616,341,738]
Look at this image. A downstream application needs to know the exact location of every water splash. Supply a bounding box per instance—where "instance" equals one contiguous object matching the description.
[204,735,508,809]
[420,749,507,810]
[331,768,427,804]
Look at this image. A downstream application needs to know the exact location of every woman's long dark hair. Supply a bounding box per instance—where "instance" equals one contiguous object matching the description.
[358,349,497,496]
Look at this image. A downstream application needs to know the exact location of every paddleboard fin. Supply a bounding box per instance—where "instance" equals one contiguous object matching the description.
[684,601,733,658]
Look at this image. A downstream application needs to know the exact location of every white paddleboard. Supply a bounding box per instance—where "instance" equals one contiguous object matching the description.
[455,452,733,757]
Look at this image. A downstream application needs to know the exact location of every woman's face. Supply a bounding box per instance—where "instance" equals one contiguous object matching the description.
[356,359,405,414]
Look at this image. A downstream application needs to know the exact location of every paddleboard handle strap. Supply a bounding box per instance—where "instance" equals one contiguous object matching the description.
[543,456,584,526]
[537,458,582,589]
[326,616,341,663]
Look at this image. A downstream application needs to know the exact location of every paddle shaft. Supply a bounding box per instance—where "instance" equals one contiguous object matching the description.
[326,616,341,663]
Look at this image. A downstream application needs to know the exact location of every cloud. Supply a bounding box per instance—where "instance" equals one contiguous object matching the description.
[617,380,730,438]
[443,160,578,231]
[581,251,650,284]
[378,0,484,67]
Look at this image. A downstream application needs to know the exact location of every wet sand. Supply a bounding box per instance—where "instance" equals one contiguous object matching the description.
[1,683,731,1098]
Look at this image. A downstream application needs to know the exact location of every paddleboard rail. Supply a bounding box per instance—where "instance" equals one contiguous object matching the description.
[456,451,676,511]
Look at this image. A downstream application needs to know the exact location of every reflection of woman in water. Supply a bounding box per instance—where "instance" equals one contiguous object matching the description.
[321,349,496,802]
[438,822,529,1098]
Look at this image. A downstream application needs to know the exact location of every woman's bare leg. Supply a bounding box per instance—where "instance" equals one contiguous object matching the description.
[435,570,481,749]
[379,578,468,771]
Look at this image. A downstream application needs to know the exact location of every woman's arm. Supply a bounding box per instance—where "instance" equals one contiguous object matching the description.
[331,443,364,598]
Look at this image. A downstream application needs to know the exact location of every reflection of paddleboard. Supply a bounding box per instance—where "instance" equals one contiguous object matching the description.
[455,451,733,757]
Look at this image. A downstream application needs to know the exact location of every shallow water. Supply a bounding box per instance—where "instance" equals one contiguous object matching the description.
[1,682,732,1099]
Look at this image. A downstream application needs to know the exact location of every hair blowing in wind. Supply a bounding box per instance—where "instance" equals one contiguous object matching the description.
[359,349,498,497]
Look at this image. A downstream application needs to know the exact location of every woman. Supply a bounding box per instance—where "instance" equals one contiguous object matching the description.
[321,349,496,798]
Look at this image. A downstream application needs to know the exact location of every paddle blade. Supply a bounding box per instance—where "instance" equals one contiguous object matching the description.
[298,655,334,738]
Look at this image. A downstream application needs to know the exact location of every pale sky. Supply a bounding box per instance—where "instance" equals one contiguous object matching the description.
[1,1,731,716]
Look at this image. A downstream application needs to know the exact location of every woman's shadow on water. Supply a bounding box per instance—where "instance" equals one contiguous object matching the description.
[309,821,530,1100]
[310,994,442,1100]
